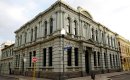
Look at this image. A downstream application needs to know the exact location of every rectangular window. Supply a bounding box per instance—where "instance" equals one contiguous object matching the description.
[48,47,52,66]
[29,52,32,67]
[104,53,107,67]
[116,55,118,66]
[110,54,112,68]
[18,54,20,67]
[35,27,37,41]
[67,17,71,33]
[113,54,115,67]
[15,55,18,67]
[43,48,46,66]
[25,32,27,43]
[98,52,100,66]
[20,35,22,45]
[96,30,98,42]
[50,18,53,34]
[74,48,78,66]
[92,28,94,40]
[94,51,96,66]
[74,20,77,35]
[67,47,72,66]
[45,21,47,36]
[31,29,33,41]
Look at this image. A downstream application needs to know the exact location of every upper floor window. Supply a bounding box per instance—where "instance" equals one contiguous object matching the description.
[83,24,87,38]
[92,28,94,40]
[67,17,71,33]
[25,32,27,43]
[17,36,19,46]
[107,35,110,46]
[111,37,113,47]
[74,20,77,35]
[34,27,37,41]
[102,32,104,43]
[50,18,53,34]
[31,29,33,41]
[44,21,47,36]
[96,30,98,42]
[20,35,22,45]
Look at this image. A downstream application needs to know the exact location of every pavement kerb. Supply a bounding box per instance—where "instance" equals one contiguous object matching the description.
[0,74,19,80]
[1,71,130,80]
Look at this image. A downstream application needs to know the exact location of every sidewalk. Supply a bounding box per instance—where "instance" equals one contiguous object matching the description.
[0,74,51,80]
[67,71,130,80]
[1,71,130,80]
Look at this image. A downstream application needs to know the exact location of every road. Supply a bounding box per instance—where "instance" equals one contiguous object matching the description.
[0,75,16,80]
[110,73,130,80]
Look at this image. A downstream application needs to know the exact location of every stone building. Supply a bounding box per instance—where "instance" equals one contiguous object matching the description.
[13,0,121,79]
[0,44,14,74]
[117,35,130,71]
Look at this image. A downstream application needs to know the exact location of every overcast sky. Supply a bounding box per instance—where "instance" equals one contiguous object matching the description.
[0,0,130,44]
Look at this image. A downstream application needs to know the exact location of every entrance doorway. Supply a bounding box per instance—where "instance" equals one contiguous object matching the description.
[85,50,90,74]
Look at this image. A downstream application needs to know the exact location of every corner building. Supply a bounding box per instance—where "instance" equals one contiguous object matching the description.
[14,1,122,79]
[117,35,130,71]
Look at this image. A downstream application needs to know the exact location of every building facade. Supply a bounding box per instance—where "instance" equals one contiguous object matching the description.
[117,35,130,71]
[0,44,14,74]
[9,0,121,79]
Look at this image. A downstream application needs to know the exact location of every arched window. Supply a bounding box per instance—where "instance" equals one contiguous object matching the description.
[67,17,71,33]
[50,18,53,34]
[44,21,47,36]
[74,20,77,35]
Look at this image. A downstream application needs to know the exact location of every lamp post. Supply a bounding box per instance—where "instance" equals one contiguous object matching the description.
[61,28,66,80]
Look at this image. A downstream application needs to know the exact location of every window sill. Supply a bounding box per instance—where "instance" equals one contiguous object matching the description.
[66,66,81,69]
[39,66,54,69]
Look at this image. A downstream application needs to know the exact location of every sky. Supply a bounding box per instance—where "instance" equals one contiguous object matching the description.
[0,0,130,44]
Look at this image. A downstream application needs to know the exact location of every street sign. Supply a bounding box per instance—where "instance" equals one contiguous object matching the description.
[32,57,38,63]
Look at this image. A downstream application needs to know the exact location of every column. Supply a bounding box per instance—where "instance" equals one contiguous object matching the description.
[101,51,105,70]
[107,52,111,70]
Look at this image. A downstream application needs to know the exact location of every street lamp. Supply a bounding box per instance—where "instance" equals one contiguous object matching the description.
[61,28,66,80]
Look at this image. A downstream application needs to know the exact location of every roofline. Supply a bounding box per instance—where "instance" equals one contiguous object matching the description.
[1,44,14,51]
[14,0,117,37]
[14,0,94,33]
